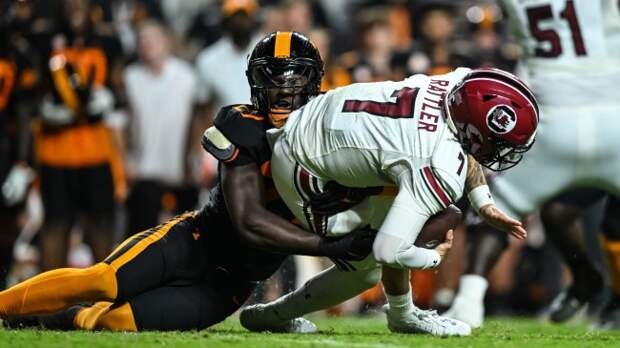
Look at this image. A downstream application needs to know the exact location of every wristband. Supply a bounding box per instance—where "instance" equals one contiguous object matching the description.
[467,185,494,212]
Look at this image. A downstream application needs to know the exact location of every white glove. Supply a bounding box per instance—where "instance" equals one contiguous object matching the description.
[87,86,114,116]
[41,96,76,126]
[2,164,34,206]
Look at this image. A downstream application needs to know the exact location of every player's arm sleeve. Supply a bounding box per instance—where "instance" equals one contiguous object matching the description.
[373,166,461,269]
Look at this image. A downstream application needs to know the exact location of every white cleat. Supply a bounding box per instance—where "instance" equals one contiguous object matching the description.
[240,304,318,333]
[384,304,471,336]
[443,295,484,329]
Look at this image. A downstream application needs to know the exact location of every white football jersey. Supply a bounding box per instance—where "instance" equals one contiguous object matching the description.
[500,0,620,105]
[275,68,471,241]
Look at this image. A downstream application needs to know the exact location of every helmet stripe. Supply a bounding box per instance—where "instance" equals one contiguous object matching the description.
[274,31,292,58]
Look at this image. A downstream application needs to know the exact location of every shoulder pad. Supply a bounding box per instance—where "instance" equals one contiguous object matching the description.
[201,126,237,161]
[213,104,266,149]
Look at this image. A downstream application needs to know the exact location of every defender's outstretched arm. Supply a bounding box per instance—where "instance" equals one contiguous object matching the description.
[221,163,374,260]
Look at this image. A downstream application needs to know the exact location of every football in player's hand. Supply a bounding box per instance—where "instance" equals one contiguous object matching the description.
[414,205,462,248]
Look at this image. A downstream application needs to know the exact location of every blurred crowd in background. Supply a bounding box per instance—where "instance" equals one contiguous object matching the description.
[0,0,597,320]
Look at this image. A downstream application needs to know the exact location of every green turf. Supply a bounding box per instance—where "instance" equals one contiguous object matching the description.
[1,316,619,348]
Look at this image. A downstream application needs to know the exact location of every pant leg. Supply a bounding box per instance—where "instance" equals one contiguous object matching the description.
[0,211,206,317]
[0,206,20,289]
[126,181,162,238]
[128,272,257,331]
[80,164,116,263]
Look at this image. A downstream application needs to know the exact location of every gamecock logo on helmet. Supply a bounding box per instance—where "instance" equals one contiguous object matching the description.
[486,105,516,134]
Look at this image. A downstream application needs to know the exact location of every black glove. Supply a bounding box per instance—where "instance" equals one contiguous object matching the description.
[317,225,377,261]
[309,182,383,216]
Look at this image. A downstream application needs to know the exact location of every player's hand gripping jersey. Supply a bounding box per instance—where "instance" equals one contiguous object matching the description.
[499,0,620,106]
[269,68,473,269]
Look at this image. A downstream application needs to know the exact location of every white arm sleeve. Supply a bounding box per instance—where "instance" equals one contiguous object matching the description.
[372,166,461,269]
[372,192,441,269]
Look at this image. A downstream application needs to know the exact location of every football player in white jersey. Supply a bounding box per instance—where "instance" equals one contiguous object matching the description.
[240,67,539,335]
[445,0,620,328]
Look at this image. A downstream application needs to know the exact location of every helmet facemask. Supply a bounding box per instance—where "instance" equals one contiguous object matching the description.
[247,56,322,128]
[476,135,535,171]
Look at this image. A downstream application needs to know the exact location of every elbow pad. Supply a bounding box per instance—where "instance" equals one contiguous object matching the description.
[202,126,237,161]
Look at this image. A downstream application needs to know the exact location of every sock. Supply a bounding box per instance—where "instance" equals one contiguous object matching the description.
[458,274,488,302]
[264,265,381,322]
[385,289,414,318]
[0,263,117,317]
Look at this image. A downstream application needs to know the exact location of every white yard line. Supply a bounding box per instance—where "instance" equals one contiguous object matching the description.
[264,336,410,348]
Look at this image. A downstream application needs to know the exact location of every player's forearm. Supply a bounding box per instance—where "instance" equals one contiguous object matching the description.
[465,154,495,211]
[464,155,487,192]
[237,208,325,255]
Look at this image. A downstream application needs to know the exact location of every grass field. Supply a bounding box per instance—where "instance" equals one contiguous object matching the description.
[1,315,619,348]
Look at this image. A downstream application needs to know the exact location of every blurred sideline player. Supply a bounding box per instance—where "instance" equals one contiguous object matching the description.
[240,66,539,336]
[445,0,620,328]
[0,28,37,290]
[0,31,376,332]
[35,33,123,271]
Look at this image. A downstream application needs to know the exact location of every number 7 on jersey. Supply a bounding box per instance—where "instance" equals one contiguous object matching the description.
[342,87,419,119]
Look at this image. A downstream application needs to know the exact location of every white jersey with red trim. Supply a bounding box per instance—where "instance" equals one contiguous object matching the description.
[269,69,470,268]
[499,0,620,106]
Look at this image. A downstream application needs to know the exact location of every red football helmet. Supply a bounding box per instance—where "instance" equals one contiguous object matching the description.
[444,68,539,171]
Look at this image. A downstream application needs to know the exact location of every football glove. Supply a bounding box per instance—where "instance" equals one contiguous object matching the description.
[309,182,383,215]
[2,164,34,206]
[318,224,377,262]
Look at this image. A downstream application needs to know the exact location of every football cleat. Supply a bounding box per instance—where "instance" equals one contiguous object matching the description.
[548,288,589,323]
[240,303,318,333]
[384,304,471,336]
[1,304,85,330]
[549,270,604,323]
[593,294,620,330]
